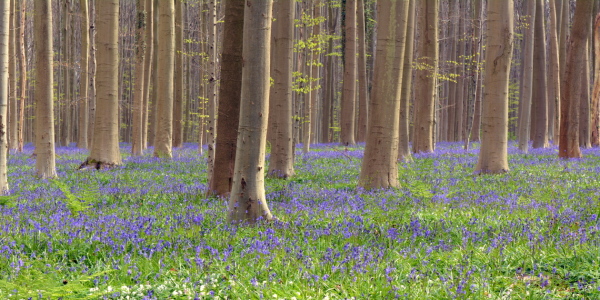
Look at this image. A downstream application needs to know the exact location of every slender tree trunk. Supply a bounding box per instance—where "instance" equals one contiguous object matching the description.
[559,0,593,159]
[82,0,121,168]
[592,13,600,146]
[355,0,368,142]
[228,0,274,224]
[474,0,514,174]
[518,0,535,152]
[61,0,72,147]
[34,0,57,178]
[465,0,484,147]
[208,0,244,197]
[340,0,357,146]
[548,0,561,144]
[77,0,89,149]
[153,0,175,158]
[87,0,97,149]
[398,0,415,161]
[321,3,337,143]
[172,0,184,148]
[454,2,465,142]
[267,0,295,179]
[531,0,549,148]
[310,4,321,145]
[8,0,16,151]
[0,0,10,192]
[359,0,409,190]
[447,0,457,142]
[141,0,153,150]
[131,0,147,156]
[16,0,25,152]
[580,38,591,148]
[206,0,217,178]
[148,0,159,147]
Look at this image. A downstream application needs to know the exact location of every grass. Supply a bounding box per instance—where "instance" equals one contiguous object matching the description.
[0,142,599,299]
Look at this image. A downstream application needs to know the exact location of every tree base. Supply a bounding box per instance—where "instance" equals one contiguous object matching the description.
[78,158,119,170]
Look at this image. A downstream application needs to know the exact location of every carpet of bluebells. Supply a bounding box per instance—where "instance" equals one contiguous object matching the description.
[0,142,599,299]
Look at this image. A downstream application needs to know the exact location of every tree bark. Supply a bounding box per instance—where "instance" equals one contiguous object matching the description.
[355,0,368,143]
[559,0,593,159]
[208,0,244,197]
[547,0,561,144]
[34,0,57,178]
[340,0,357,146]
[359,0,409,190]
[172,0,184,148]
[592,13,600,146]
[267,0,295,179]
[131,0,147,156]
[518,0,535,152]
[16,0,25,152]
[77,0,89,149]
[0,0,10,192]
[531,0,549,149]
[398,0,415,161]
[141,0,153,150]
[579,38,591,148]
[228,0,274,224]
[206,0,217,177]
[8,0,16,152]
[474,0,514,174]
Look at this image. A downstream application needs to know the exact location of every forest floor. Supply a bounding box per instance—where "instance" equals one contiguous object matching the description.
[0,142,599,299]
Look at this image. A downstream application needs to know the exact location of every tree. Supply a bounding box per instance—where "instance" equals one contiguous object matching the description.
[340,0,357,146]
[131,0,147,156]
[267,0,295,179]
[208,0,244,197]
[34,0,57,178]
[592,13,600,147]
[77,0,89,149]
[474,0,514,174]
[547,0,561,144]
[559,0,594,159]
[8,0,16,151]
[142,0,154,150]
[0,0,10,193]
[172,0,184,148]
[397,0,415,162]
[228,0,274,224]
[412,0,438,154]
[518,0,535,153]
[358,0,409,190]
[356,0,368,143]
[16,0,25,152]
[153,0,175,158]
[531,0,549,148]
[205,0,217,180]
[81,0,121,168]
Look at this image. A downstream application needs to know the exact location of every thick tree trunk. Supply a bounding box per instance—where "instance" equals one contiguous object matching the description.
[153,0,175,158]
[0,0,10,192]
[412,0,438,154]
[398,0,415,161]
[359,0,409,190]
[559,0,593,159]
[172,0,184,148]
[474,0,513,174]
[518,0,535,152]
[531,0,549,149]
[34,0,57,178]
[228,0,274,224]
[208,0,244,197]
[131,0,147,156]
[267,0,295,179]
[355,0,368,143]
[340,0,357,146]
[83,0,121,168]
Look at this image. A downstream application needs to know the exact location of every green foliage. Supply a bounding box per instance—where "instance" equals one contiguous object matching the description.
[0,195,17,208]
[53,180,98,216]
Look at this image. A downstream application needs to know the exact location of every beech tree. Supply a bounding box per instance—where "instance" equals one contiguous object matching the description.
[340,0,357,146]
[34,0,57,178]
[531,0,548,149]
[228,0,274,224]
[359,0,409,190]
[397,0,415,162]
[131,0,147,156]
[77,0,90,149]
[474,0,514,174]
[518,0,535,153]
[0,0,9,192]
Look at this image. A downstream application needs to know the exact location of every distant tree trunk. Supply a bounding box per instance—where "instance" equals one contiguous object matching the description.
[518,0,535,152]
[208,0,244,197]
[359,0,409,190]
[559,0,593,159]
[153,0,175,158]
[355,0,368,142]
[148,0,159,147]
[205,0,217,180]
[474,0,513,174]
[16,0,25,152]
[454,2,465,142]
[340,0,357,146]
[446,0,457,142]
[228,0,274,224]
[77,0,89,149]
[8,0,16,151]
[548,0,561,144]
[131,0,147,156]
[465,0,484,147]
[172,0,184,148]
[592,13,600,146]
[34,0,58,178]
[531,0,549,148]
[580,38,591,148]
[267,0,295,179]
[142,0,153,150]
[82,0,121,168]
[61,0,72,147]
[0,0,10,192]
[309,2,322,146]
[398,0,415,161]
[321,3,337,143]
[87,0,97,149]
[412,0,438,154]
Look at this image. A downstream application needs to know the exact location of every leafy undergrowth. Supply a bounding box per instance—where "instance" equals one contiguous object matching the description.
[1,142,599,299]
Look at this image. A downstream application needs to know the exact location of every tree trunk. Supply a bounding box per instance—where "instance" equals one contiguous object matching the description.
[559,0,593,159]
[83,0,121,168]
[309,2,322,146]
[592,13,600,146]
[531,0,549,149]
[142,0,153,150]
[208,0,244,196]
[412,0,438,154]
[580,38,591,148]
[153,0,175,158]
[359,0,409,190]
[355,0,368,143]
[87,0,97,149]
[474,0,514,174]
[205,0,217,181]
[465,0,484,147]
[454,2,465,142]
[0,0,10,192]
[16,0,25,152]
[398,0,415,161]
[34,0,57,178]
[340,0,357,146]
[77,0,89,149]
[321,3,337,143]
[8,0,16,152]
[172,0,184,148]
[131,0,147,156]
[228,0,274,224]
[518,0,535,152]
[267,0,295,179]
[547,0,561,144]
